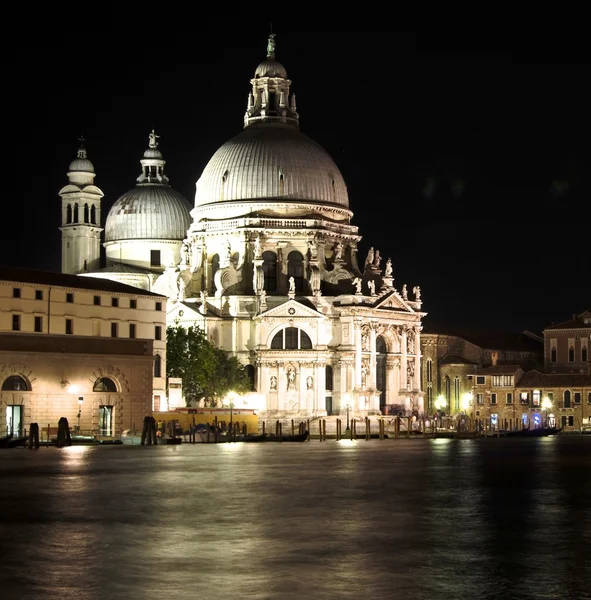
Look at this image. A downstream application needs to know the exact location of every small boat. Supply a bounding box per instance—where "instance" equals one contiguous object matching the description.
[453,431,480,439]
[119,429,181,445]
[242,431,309,443]
[503,426,563,438]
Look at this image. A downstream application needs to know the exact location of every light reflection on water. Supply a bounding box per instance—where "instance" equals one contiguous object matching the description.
[1,437,590,600]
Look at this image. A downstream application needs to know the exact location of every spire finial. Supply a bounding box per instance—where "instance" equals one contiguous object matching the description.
[148,129,160,149]
[77,134,87,159]
[267,32,276,59]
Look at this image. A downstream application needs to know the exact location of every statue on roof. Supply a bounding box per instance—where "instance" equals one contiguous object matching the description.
[385,258,393,277]
[148,129,160,149]
[267,33,276,58]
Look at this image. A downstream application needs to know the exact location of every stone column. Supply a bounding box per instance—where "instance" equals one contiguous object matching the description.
[354,320,363,389]
[414,326,421,391]
[369,323,377,389]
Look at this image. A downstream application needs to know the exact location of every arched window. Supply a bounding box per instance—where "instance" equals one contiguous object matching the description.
[73,204,79,222]
[244,365,256,391]
[83,203,89,223]
[154,354,162,378]
[287,251,305,293]
[262,251,277,292]
[90,205,96,224]
[444,376,451,407]
[66,204,72,224]
[325,365,333,391]
[1,375,29,391]
[454,377,461,411]
[583,346,588,363]
[568,346,575,362]
[563,389,571,408]
[271,327,312,350]
[93,377,117,392]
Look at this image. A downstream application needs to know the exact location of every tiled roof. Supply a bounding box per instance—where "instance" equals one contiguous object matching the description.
[543,311,591,331]
[439,354,478,366]
[516,369,591,388]
[0,266,165,298]
[475,365,523,375]
[421,326,543,352]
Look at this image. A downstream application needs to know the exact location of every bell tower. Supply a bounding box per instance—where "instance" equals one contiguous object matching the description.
[59,138,104,274]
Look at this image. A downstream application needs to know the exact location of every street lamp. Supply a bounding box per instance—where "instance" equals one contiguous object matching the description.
[77,396,83,432]
[542,396,552,427]
[345,404,351,431]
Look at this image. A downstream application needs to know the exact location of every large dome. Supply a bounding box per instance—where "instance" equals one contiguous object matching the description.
[105,185,191,242]
[194,124,349,208]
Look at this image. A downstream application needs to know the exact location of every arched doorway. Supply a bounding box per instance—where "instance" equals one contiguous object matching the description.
[93,377,117,436]
[2,375,30,436]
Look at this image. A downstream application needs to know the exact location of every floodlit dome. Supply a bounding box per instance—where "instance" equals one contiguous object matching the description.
[194,124,349,208]
[255,58,288,79]
[105,185,191,242]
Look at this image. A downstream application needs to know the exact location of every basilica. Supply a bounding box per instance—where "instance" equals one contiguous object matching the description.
[58,35,426,419]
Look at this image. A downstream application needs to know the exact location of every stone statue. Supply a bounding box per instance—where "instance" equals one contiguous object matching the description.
[287,366,296,390]
[368,280,375,295]
[289,276,295,292]
[353,277,362,294]
[253,236,261,259]
[267,33,276,57]
[148,129,160,148]
[270,375,277,391]
[385,258,393,277]
[308,240,318,259]
[413,286,421,300]
[402,284,408,299]
[177,276,186,300]
[306,376,313,390]
[373,250,382,269]
[225,240,232,263]
[180,241,190,265]
[334,241,343,260]
[199,290,208,313]
[364,247,374,268]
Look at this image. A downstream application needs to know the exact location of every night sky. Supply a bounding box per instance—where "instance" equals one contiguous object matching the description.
[11,25,590,334]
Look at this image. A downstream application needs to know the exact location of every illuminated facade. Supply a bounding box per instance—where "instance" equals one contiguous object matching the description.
[0,267,168,437]
[60,36,426,419]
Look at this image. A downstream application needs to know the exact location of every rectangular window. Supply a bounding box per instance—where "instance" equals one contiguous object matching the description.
[130,299,137,309]
[491,393,497,405]
[112,297,119,307]
[35,289,43,300]
[476,376,485,385]
[94,295,101,306]
[520,392,529,405]
[13,288,21,298]
[155,302,162,311]
[34,316,42,332]
[574,392,582,404]
[532,390,541,406]
[12,314,20,331]
[506,392,513,405]
[150,250,161,267]
[111,323,118,338]
[588,392,591,404]
[477,393,484,405]
[129,323,136,339]
[66,293,74,303]
[155,325,162,341]
[65,319,73,335]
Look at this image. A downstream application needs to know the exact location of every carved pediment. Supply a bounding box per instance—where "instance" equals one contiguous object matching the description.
[373,291,415,313]
[255,298,323,320]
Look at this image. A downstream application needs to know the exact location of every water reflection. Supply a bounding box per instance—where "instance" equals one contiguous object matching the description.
[0,438,590,600]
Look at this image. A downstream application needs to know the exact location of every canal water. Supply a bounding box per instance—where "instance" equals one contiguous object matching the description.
[1,436,590,600]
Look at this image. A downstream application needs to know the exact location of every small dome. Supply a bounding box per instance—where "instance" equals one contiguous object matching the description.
[255,59,288,79]
[68,156,95,173]
[105,185,191,242]
[143,147,163,160]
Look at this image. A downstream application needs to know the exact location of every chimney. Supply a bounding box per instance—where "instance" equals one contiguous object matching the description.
[491,351,498,366]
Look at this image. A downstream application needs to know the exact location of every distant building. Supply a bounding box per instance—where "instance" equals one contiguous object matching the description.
[0,266,167,437]
[543,310,591,374]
